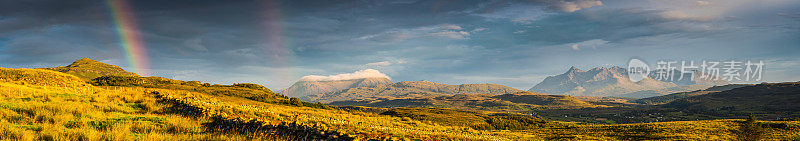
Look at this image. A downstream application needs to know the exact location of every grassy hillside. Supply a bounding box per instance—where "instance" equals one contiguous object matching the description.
[380,108,558,130]
[535,83,800,124]
[664,82,800,119]
[491,92,595,108]
[0,67,508,140]
[89,75,296,105]
[633,84,751,105]
[0,67,273,140]
[329,92,599,112]
[44,58,140,81]
[2,66,799,140]
[615,85,712,98]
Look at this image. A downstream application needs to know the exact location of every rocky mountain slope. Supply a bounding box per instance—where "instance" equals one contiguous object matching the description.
[281,77,393,98]
[528,66,728,97]
[529,66,676,97]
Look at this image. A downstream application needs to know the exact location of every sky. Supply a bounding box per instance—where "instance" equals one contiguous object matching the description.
[1,0,798,90]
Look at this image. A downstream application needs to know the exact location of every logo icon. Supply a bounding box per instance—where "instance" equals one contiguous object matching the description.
[627,59,650,82]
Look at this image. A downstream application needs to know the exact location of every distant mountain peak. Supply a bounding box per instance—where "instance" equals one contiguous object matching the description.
[587,66,623,72]
[299,69,390,82]
[529,66,728,97]
[567,66,584,73]
[284,69,396,98]
[282,77,393,98]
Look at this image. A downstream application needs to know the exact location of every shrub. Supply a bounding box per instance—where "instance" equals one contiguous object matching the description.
[91,76,143,86]
[736,115,764,141]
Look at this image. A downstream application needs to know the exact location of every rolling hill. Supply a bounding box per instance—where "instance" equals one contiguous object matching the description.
[43,58,140,81]
[304,80,524,103]
[633,84,752,105]
[615,85,712,99]
[329,91,598,111]
[0,67,286,140]
[492,91,597,107]
[534,82,799,124]
[663,82,800,119]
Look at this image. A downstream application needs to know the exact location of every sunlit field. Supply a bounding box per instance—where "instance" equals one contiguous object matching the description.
[1,67,798,140]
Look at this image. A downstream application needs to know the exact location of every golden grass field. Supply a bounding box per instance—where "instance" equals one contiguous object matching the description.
[1,67,799,140]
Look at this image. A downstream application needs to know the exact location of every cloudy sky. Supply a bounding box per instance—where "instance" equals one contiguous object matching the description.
[1,0,798,90]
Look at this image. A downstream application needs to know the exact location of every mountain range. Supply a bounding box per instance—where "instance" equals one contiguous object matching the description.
[528,66,728,97]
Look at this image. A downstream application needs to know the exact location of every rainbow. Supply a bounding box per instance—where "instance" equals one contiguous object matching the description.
[261,0,297,85]
[108,0,149,76]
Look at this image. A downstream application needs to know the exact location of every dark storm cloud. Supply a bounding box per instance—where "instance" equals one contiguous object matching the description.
[1,0,798,89]
[0,0,110,33]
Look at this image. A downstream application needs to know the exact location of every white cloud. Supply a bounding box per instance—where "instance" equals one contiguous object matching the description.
[552,0,603,13]
[355,24,473,41]
[474,4,551,23]
[471,27,487,32]
[184,38,208,51]
[366,61,392,66]
[429,30,471,39]
[512,18,538,24]
[571,44,581,51]
[568,39,609,51]
[660,10,690,19]
[353,30,412,42]
[659,10,716,21]
[647,0,753,22]
[299,69,390,81]
[696,1,713,6]
[222,47,261,60]
[440,24,463,30]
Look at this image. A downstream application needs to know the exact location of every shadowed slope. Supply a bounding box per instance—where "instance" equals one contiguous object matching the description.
[664,82,800,118]
[633,84,752,105]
